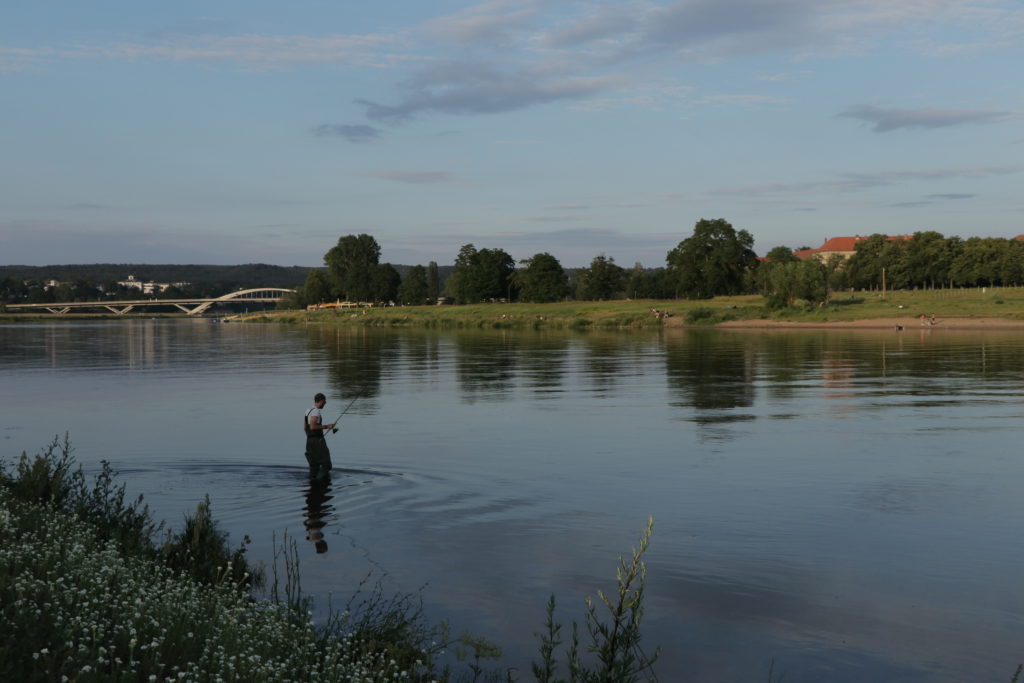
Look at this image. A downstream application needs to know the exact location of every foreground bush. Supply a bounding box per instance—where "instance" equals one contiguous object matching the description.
[0,487,426,681]
[1,439,662,682]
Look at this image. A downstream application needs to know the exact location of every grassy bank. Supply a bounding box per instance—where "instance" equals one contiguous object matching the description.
[1,438,659,682]
[239,287,1024,329]
[5,287,1023,328]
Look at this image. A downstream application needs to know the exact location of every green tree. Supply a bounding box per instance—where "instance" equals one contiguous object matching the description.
[765,258,828,307]
[996,239,1024,286]
[576,254,625,301]
[303,268,332,306]
[324,234,381,302]
[516,253,568,303]
[426,261,440,302]
[825,254,849,291]
[666,218,757,299]
[951,237,1006,286]
[397,265,429,305]
[445,244,515,304]
[765,246,798,263]
[844,234,904,290]
[625,263,671,299]
[372,263,401,303]
[895,231,955,289]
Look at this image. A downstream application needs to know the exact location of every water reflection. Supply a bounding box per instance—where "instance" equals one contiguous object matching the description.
[517,334,569,398]
[454,333,519,402]
[664,330,756,432]
[303,480,335,554]
[306,327,400,405]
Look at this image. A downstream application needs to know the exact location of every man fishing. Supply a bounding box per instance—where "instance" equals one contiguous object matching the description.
[304,393,336,481]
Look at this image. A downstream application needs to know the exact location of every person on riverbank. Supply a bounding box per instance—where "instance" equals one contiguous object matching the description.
[304,393,335,481]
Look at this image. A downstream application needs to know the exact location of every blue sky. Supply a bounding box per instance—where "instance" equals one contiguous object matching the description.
[1,1,1021,268]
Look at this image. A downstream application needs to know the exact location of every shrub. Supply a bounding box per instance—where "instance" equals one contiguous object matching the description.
[532,517,659,683]
[684,307,718,324]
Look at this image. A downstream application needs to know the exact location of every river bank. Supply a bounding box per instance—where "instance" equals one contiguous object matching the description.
[241,289,1024,330]
[5,287,1024,329]
[709,316,1024,330]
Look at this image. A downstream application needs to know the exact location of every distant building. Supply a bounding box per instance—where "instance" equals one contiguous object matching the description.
[794,235,912,263]
[117,274,190,295]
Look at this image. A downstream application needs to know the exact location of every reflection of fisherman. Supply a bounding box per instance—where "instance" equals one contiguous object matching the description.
[304,480,333,554]
[304,393,335,481]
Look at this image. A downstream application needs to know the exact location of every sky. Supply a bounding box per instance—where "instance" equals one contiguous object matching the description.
[1,0,1022,269]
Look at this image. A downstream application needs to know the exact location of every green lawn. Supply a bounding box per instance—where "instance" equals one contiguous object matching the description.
[251,287,1024,329]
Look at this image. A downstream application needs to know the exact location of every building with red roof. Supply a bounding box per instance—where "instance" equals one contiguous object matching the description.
[794,235,912,262]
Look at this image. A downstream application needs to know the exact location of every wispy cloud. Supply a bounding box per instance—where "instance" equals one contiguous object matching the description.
[356,60,619,122]
[360,169,458,184]
[710,164,1023,197]
[312,124,382,143]
[927,193,975,200]
[423,0,542,45]
[838,104,1013,132]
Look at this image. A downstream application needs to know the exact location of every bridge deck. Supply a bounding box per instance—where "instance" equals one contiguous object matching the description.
[5,288,294,316]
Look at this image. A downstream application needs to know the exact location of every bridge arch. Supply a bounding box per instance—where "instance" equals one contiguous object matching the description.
[184,288,295,315]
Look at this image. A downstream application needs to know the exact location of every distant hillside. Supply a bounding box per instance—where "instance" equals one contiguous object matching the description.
[0,263,457,288]
[0,264,314,288]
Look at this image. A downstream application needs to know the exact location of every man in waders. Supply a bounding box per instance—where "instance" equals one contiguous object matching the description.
[304,393,336,481]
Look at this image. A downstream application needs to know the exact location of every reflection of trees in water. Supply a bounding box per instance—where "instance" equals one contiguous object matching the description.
[580,335,631,394]
[517,334,570,398]
[666,330,1024,430]
[305,327,403,405]
[303,480,335,555]
[454,332,520,403]
[665,331,755,421]
[395,332,442,384]
[752,333,829,400]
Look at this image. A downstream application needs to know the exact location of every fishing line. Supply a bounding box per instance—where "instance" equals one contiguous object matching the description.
[328,387,365,433]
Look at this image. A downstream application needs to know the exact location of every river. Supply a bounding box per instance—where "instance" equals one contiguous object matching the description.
[1,319,1022,682]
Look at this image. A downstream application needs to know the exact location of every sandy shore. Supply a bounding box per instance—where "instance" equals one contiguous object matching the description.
[706,316,1024,329]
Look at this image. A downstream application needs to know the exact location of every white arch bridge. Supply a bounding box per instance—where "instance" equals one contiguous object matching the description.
[6,288,294,316]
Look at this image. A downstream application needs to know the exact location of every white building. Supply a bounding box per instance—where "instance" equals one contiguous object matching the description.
[117,275,190,295]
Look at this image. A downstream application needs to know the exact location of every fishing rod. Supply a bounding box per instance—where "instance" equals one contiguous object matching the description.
[328,388,365,434]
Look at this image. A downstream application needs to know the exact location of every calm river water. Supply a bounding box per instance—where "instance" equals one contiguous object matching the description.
[2,319,1022,682]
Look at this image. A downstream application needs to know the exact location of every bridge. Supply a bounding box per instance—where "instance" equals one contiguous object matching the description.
[5,288,294,316]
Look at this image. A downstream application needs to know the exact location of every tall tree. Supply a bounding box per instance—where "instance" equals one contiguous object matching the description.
[516,252,568,302]
[397,265,429,305]
[844,234,903,290]
[371,263,401,302]
[896,231,954,289]
[445,244,515,304]
[951,237,1004,286]
[323,234,381,302]
[576,254,626,301]
[426,261,440,301]
[625,263,671,299]
[666,218,757,299]
[303,269,331,306]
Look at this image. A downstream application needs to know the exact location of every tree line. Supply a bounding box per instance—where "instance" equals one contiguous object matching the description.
[294,223,1024,309]
[5,223,1024,309]
[292,219,766,306]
